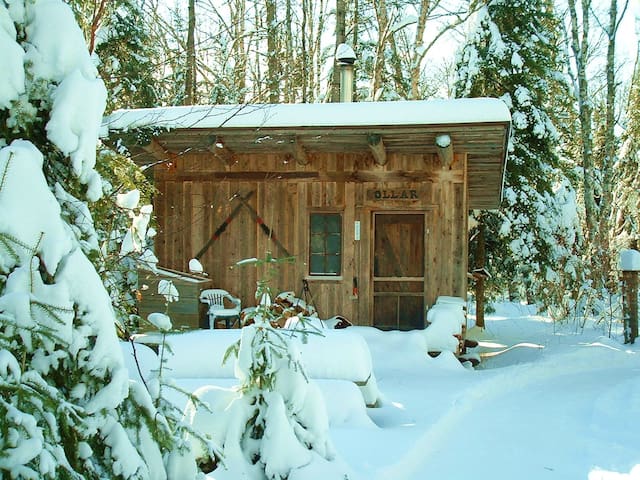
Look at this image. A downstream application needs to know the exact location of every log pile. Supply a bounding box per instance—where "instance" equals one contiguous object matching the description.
[241,291,352,329]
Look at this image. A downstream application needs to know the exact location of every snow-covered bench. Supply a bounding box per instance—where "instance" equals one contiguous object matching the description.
[120,327,380,427]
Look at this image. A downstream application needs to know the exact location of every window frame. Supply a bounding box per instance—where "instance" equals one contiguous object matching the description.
[308,211,343,277]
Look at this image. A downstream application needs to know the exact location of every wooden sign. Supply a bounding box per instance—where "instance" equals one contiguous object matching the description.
[368,189,419,201]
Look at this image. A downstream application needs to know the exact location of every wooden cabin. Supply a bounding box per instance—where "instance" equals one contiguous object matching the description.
[102,99,510,330]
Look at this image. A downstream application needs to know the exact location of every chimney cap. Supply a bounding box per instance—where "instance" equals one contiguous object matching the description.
[336,43,356,65]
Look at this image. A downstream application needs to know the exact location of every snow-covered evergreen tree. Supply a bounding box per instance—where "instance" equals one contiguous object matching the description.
[60,0,163,331]
[0,1,196,477]
[91,0,161,111]
[454,0,584,311]
[208,253,347,479]
[611,58,640,251]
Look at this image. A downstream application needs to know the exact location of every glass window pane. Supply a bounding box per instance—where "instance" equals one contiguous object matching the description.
[326,215,341,233]
[310,235,324,253]
[310,255,324,274]
[327,235,341,253]
[310,214,325,233]
[327,255,341,274]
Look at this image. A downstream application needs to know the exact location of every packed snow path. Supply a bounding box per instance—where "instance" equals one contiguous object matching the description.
[334,306,640,480]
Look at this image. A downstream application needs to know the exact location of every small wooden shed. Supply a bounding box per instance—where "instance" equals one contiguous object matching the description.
[102,99,510,330]
[137,266,213,331]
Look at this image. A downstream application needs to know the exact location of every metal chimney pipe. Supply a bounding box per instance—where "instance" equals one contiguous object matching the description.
[336,43,356,103]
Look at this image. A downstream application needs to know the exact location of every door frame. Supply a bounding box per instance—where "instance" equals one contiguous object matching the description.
[370,210,429,330]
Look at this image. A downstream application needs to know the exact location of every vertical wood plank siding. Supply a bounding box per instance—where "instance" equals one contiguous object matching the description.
[152,149,468,326]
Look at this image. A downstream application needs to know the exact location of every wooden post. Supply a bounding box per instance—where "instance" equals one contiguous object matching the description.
[622,270,638,344]
[620,245,639,344]
[474,225,486,329]
[367,134,387,166]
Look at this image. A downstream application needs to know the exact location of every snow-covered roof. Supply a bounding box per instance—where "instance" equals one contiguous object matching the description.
[102,99,511,209]
[102,98,510,133]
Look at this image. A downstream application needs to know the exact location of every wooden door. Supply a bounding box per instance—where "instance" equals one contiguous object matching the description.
[373,213,425,330]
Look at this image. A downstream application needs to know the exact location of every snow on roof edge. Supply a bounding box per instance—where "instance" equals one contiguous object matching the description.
[101,98,511,135]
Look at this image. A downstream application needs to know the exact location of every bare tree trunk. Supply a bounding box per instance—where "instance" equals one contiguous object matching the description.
[231,0,247,103]
[387,21,407,99]
[568,0,597,245]
[331,0,347,102]
[251,1,262,100]
[283,0,294,102]
[301,0,309,102]
[352,0,359,54]
[88,0,108,55]
[410,0,431,99]
[372,0,389,100]
[266,0,279,103]
[184,0,197,105]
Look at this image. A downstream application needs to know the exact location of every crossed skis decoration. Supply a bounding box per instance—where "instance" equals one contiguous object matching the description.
[194,190,291,260]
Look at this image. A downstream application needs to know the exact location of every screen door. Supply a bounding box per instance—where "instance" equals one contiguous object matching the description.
[373,213,425,330]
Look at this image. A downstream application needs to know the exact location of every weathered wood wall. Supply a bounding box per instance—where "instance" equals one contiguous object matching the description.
[151,149,468,327]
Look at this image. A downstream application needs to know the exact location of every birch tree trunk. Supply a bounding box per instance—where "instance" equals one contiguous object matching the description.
[568,0,597,245]
[597,0,622,285]
[312,0,327,102]
[299,0,327,103]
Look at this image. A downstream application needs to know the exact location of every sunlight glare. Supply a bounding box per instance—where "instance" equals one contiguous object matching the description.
[580,342,623,352]
[478,341,507,348]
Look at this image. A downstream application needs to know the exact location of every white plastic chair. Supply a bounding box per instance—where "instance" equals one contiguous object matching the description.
[199,288,241,329]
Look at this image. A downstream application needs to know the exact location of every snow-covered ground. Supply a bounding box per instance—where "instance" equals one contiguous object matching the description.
[336,304,640,480]
[123,303,640,479]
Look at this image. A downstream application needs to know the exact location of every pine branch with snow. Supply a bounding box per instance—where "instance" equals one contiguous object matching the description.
[0,1,197,478]
[91,150,158,334]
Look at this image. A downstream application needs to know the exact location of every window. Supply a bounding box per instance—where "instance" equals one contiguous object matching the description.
[309,213,342,276]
